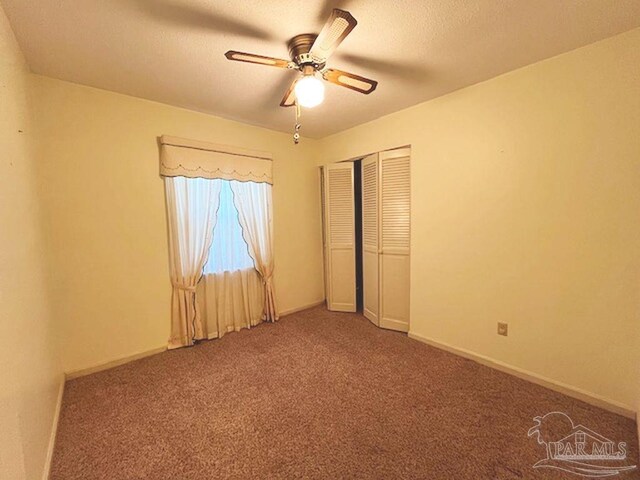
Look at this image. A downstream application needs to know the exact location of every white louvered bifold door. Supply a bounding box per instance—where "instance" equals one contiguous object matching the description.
[323,162,356,312]
[379,148,411,332]
[320,167,329,302]
[361,153,379,325]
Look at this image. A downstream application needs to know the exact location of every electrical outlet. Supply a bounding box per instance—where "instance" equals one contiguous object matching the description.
[497,322,508,336]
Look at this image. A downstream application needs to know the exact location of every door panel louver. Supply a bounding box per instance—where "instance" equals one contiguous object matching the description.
[362,159,378,249]
[381,155,410,252]
[328,168,354,245]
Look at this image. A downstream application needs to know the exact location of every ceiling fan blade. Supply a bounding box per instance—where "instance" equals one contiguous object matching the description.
[322,69,378,94]
[224,51,292,69]
[280,79,298,107]
[310,9,357,62]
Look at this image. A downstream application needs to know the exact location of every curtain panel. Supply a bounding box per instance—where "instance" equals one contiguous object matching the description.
[164,177,222,349]
[230,180,278,322]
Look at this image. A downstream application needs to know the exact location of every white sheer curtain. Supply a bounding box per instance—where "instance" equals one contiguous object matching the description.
[199,180,264,338]
[197,269,264,339]
[230,180,278,321]
[204,181,254,274]
[164,176,222,349]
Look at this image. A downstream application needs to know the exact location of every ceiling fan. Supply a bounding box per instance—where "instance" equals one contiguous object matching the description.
[224,9,378,109]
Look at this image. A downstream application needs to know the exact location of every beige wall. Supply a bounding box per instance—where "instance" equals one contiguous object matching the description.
[30,77,325,373]
[0,7,62,480]
[318,28,640,410]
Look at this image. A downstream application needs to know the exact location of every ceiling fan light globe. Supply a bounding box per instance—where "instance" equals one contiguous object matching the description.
[294,76,325,108]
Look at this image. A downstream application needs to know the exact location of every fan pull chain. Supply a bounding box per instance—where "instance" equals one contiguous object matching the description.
[293,102,301,144]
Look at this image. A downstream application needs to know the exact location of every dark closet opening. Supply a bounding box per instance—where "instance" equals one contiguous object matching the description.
[354,159,363,312]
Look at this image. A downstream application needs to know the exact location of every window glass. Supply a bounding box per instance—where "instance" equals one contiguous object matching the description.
[203,180,254,274]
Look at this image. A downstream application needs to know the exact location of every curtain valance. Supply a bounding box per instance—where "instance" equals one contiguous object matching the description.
[159,135,273,184]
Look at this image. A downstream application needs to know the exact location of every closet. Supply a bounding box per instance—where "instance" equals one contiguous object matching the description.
[321,147,410,332]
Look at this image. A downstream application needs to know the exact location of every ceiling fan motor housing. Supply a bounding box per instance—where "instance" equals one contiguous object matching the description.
[224,8,378,110]
[288,34,324,69]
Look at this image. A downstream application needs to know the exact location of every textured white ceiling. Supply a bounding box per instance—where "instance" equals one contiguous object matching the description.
[3,0,640,138]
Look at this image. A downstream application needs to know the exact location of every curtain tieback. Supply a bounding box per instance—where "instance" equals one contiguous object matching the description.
[172,283,197,292]
[262,276,273,287]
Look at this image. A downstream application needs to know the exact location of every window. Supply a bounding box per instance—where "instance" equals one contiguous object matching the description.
[203,180,254,274]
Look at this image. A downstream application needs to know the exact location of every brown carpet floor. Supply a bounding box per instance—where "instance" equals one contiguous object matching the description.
[51,306,638,479]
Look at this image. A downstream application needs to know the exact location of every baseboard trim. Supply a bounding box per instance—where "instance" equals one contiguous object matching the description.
[42,375,65,480]
[65,346,166,380]
[64,301,326,379]
[279,299,325,317]
[408,331,636,419]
